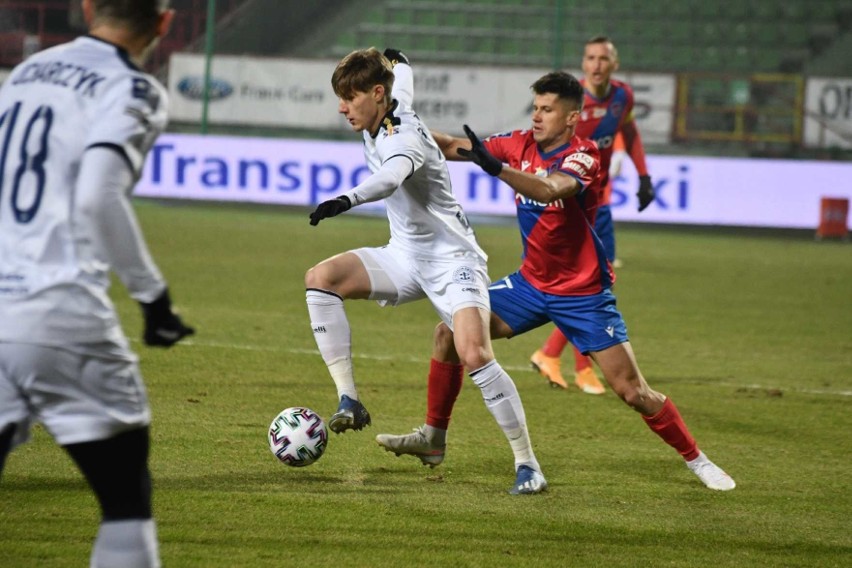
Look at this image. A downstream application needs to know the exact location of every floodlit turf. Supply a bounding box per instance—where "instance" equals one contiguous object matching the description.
[1,200,850,567]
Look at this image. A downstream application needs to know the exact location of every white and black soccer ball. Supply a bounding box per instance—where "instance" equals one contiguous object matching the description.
[268,407,328,467]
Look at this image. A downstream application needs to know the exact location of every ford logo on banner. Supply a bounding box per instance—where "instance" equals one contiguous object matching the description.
[177,76,234,101]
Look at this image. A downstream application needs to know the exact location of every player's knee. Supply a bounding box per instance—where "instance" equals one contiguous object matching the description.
[619,387,645,411]
[304,264,327,290]
[618,383,663,414]
[433,322,454,351]
[455,345,492,372]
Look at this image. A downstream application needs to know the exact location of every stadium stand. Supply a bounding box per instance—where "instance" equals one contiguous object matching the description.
[2,0,847,158]
[312,0,852,75]
[0,0,248,69]
[2,1,848,75]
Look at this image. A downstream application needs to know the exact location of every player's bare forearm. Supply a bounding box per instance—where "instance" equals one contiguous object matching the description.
[431,129,470,160]
[498,168,579,203]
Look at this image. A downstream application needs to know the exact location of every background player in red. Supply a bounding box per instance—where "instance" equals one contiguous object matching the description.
[530,36,656,395]
[377,71,735,492]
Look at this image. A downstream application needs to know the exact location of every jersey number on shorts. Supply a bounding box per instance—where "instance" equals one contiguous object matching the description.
[0,100,54,224]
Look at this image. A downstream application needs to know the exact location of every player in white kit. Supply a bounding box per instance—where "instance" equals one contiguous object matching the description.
[0,1,193,566]
[306,48,546,494]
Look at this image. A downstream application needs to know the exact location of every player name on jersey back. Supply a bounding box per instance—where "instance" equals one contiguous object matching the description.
[11,60,105,98]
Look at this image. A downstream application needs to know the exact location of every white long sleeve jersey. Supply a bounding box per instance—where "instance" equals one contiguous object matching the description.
[0,36,168,345]
[343,63,487,263]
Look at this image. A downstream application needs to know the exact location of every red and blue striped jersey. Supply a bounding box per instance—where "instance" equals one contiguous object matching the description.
[484,130,615,295]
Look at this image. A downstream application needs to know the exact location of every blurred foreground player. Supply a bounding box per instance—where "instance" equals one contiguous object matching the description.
[0,1,194,566]
[531,36,655,395]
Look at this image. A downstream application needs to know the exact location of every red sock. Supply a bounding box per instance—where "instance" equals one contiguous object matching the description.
[572,345,592,372]
[542,328,569,357]
[642,398,700,461]
[426,359,464,430]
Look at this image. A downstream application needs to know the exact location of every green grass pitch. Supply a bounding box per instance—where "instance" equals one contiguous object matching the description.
[1,200,850,567]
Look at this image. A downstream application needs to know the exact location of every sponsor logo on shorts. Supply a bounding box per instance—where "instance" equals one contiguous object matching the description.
[605,326,615,337]
[461,287,480,295]
[453,266,475,284]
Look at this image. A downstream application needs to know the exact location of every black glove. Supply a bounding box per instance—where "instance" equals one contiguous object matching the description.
[637,175,655,212]
[309,195,352,226]
[140,288,195,347]
[457,124,503,176]
[383,48,409,66]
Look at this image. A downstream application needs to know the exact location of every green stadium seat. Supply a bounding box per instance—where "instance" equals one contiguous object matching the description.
[665,21,693,46]
[728,22,751,46]
[700,46,724,73]
[810,1,838,22]
[412,10,439,27]
[752,2,781,21]
[414,33,439,53]
[753,23,781,46]
[359,31,387,50]
[726,46,753,74]
[332,0,843,75]
[364,7,385,25]
[780,22,810,48]
[669,45,696,72]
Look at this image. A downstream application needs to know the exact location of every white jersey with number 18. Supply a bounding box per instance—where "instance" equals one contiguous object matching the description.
[0,36,168,345]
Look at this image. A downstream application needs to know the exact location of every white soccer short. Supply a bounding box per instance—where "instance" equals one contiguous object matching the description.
[352,244,491,329]
[0,341,151,449]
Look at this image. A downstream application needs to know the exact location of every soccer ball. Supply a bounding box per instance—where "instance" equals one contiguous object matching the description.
[268,407,328,467]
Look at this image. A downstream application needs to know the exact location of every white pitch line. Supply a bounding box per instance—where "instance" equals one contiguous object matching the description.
[155,338,852,398]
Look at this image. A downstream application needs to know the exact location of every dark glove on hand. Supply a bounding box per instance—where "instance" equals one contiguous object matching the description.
[140,288,195,347]
[637,175,655,212]
[309,195,352,226]
[383,48,409,66]
[457,124,503,176]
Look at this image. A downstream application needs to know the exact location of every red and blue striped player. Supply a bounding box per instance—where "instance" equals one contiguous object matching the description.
[376,71,736,492]
[531,36,656,395]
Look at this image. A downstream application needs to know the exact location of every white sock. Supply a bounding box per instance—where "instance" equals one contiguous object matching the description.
[90,519,160,568]
[470,360,540,472]
[306,289,357,400]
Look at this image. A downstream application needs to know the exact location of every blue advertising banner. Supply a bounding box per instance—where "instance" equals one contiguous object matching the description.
[136,133,852,230]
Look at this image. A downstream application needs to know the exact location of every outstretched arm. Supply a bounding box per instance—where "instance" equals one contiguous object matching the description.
[498,168,582,203]
[385,49,413,107]
[620,119,648,176]
[621,120,655,211]
[458,124,582,203]
[309,155,413,225]
[431,129,472,161]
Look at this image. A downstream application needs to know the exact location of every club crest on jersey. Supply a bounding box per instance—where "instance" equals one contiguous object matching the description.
[582,107,608,121]
[381,114,401,137]
[132,78,160,111]
[453,266,475,285]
